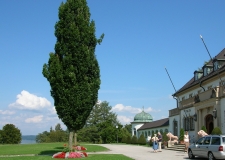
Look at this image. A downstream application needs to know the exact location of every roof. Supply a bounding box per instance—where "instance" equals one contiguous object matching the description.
[133,110,153,122]
[137,118,169,131]
[173,48,225,96]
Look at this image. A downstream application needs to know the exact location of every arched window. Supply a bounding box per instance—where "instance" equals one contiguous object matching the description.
[148,131,151,136]
[160,129,163,134]
[133,128,136,136]
[165,129,168,133]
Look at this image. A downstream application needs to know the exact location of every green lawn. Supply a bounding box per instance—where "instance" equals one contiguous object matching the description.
[0,143,133,160]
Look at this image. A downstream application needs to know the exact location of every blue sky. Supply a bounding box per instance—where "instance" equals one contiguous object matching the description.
[1,0,225,135]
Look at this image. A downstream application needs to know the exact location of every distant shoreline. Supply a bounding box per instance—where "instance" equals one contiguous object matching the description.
[21,135,36,144]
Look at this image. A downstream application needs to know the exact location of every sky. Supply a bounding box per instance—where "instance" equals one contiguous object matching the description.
[1,0,225,135]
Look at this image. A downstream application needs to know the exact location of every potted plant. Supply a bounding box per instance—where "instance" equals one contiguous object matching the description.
[162,132,169,148]
[179,128,184,144]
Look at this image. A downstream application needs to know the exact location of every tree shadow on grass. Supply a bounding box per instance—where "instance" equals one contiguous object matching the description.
[54,147,64,149]
[38,149,61,156]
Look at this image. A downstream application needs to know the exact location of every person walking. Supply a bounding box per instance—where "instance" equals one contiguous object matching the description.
[157,132,162,152]
[151,134,159,153]
[184,131,190,153]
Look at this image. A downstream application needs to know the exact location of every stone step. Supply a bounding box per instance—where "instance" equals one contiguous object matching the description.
[164,144,185,151]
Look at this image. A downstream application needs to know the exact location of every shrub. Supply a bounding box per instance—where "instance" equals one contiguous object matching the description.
[131,135,138,144]
[201,126,207,133]
[179,128,184,141]
[211,127,222,135]
[126,135,131,144]
[138,133,146,145]
[121,136,127,143]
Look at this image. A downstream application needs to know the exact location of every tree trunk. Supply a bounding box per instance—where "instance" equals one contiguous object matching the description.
[74,132,77,146]
[69,131,73,151]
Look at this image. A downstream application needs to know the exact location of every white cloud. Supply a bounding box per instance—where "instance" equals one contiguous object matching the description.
[0,110,15,115]
[48,107,57,114]
[9,90,51,110]
[112,104,153,114]
[25,115,43,123]
[117,115,132,124]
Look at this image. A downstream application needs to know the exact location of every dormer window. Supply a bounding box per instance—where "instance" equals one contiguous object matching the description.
[213,59,225,71]
[194,70,203,81]
[202,65,213,76]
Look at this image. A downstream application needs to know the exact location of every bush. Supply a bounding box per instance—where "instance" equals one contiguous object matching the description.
[1,124,21,144]
[121,135,127,143]
[201,126,207,133]
[138,134,146,145]
[131,135,138,144]
[211,127,222,135]
[179,128,184,141]
[126,135,131,144]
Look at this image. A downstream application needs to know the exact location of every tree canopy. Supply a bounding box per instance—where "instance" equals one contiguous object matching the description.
[0,124,21,144]
[42,0,104,133]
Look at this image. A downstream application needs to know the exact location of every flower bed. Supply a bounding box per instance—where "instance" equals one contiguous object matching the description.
[52,144,88,159]
[52,151,88,159]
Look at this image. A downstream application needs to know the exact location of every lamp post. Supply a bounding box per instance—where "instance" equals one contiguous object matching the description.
[116,125,118,143]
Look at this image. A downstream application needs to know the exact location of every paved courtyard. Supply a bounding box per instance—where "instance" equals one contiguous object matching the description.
[90,144,205,160]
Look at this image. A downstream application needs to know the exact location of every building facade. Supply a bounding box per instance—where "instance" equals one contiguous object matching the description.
[131,48,225,143]
[131,109,169,139]
[169,48,225,142]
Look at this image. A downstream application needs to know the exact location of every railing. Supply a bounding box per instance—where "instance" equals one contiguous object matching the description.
[169,108,179,117]
[180,96,195,108]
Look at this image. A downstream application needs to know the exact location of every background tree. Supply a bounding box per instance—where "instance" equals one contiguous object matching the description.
[123,124,132,135]
[42,0,104,150]
[1,124,21,144]
[85,101,118,126]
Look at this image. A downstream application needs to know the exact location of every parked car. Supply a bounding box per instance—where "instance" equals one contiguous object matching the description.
[188,135,225,160]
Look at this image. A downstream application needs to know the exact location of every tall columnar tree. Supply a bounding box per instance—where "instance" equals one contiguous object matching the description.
[42,0,104,149]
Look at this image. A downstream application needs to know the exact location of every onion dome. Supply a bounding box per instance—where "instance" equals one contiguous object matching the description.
[134,110,153,122]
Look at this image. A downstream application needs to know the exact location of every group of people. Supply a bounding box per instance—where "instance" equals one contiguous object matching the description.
[151,132,162,153]
[150,131,190,153]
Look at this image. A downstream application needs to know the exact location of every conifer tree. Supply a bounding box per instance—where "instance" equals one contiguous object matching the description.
[43,0,104,149]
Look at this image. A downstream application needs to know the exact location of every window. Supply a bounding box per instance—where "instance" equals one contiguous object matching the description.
[190,117,194,131]
[148,131,150,136]
[145,131,147,138]
[182,97,185,100]
[211,137,220,145]
[214,60,223,71]
[214,61,219,71]
[203,137,211,145]
[196,137,205,145]
[183,117,194,131]
[189,94,193,98]
[222,137,225,144]
[165,129,168,133]
[134,128,136,136]
[204,67,212,76]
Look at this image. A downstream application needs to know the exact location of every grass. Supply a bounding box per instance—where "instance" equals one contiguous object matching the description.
[0,143,134,160]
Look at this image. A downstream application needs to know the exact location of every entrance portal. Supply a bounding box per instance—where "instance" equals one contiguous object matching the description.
[205,114,214,134]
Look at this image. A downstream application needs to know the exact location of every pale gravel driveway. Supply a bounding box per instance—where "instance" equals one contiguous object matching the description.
[89,144,204,160]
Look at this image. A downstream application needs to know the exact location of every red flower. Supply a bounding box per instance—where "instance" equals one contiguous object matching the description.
[52,152,66,158]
